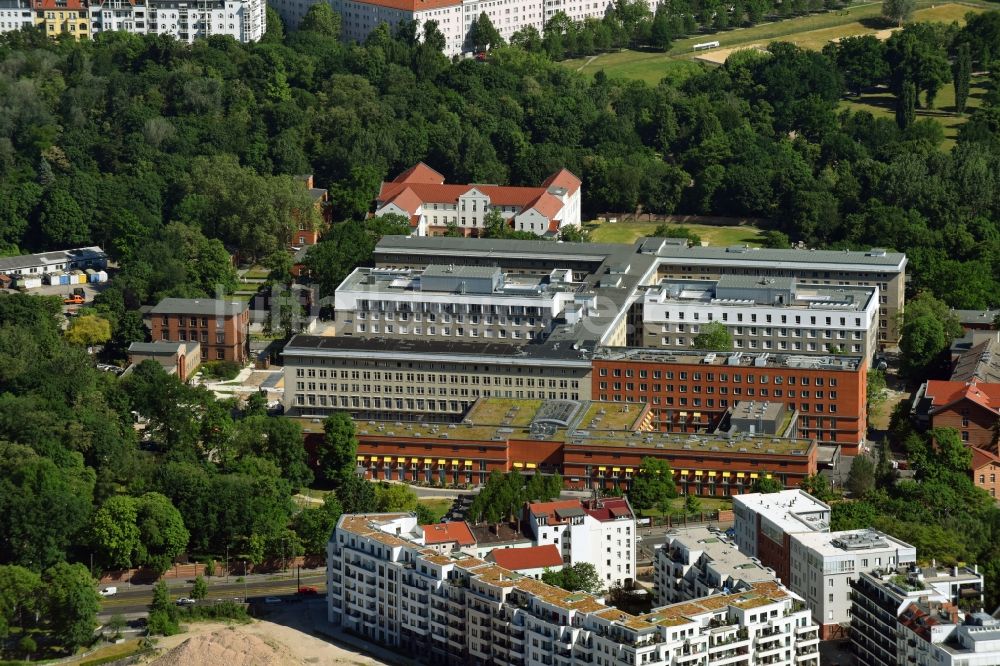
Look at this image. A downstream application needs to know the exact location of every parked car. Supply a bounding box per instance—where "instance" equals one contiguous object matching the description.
[99,587,117,597]
[175,597,196,606]
[297,586,319,595]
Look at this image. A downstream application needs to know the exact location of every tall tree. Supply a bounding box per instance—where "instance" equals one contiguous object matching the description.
[470,12,504,52]
[882,0,914,27]
[954,42,972,114]
[318,412,359,484]
[692,321,733,351]
[896,80,916,130]
[627,457,677,515]
[298,2,340,37]
[649,5,672,52]
[846,453,876,497]
[44,562,100,649]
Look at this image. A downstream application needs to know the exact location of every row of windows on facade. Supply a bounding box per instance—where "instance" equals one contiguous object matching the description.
[598,380,838,400]
[294,359,583,375]
[163,330,226,344]
[658,324,865,338]
[666,266,894,283]
[663,311,866,327]
[661,338,863,354]
[598,368,840,386]
[358,312,547,325]
[296,368,579,388]
[295,392,575,407]
[599,393,839,416]
[358,302,547,316]
[356,324,545,339]
[296,384,578,399]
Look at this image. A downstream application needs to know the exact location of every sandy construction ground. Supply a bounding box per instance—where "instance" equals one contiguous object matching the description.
[143,620,392,666]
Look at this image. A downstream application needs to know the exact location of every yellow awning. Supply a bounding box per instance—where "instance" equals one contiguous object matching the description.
[693,412,701,418]
[695,470,704,476]
[423,458,433,463]
[451,459,459,465]
[612,467,621,472]
[679,411,688,417]
[397,457,406,462]
[464,460,473,465]
[722,472,731,477]
[625,468,634,473]
[356,455,365,461]
[765,473,772,479]
[411,457,419,463]
[707,471,717,477]
[513,462,524,468]
[382,456,392,462]
[678,470,688,476]
[750,473,759,479]
[737,472,746,478]
[526,463,537,469]
[598,466,607,471]
[437,459,446,465]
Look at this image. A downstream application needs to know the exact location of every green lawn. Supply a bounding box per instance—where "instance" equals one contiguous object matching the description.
[419,498,454,523]
[563,2,986,84]
[639,496,733,518]
[841,76,989,150]
[588,220,764,246]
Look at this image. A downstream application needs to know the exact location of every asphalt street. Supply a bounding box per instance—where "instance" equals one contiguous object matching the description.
[97,570,326,618]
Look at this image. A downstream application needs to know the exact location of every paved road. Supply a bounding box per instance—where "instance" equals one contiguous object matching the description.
[97,571,326,618]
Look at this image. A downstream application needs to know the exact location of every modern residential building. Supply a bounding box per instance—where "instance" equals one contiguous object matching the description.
[89,0,265,41]
[652,527,775,607]
[374,235,907,344]
[788,529,917,639]
[525,497,636,588]
[593,347,868,451]
[146,297,251,364]
[297,397,820,493]
[0,246,106,278]
[733,490,831,586]
[328,511,821,666]
[332,264,584,343]
[374,163,582,237]
[126,340,201,382]
[850,565,986,666]
[640,276,880,360]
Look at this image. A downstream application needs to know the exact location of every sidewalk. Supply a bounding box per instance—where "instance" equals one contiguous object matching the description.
[102,566,325,589]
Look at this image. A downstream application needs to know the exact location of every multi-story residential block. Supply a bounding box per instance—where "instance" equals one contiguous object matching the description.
[640,276,880,360]
[88,0,265,41]
[525,497,636,588]
[788,529,917,639]
[298,396,819,493]
[850,566,986,666]
[897,606,1000,666]
[32,0,89,38]
[146,297,251,364]
[652,526,775,607]
[0,0,33,31]
[593,348,868,450]
[487,544,563,578]
[332,264,583,343]
[374,235,907,344]
[374,163,582,237]
[733,490,831,586]
[328,511,821,666]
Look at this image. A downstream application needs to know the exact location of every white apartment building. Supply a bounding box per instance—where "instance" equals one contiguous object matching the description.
[375,162,582,237]
[86,0,265,42]
[328,511,822,666]
[0,0,33,31]
[641,276,880,359]
[524,497,636,589]
[653,526,776,607]
[788,529,916,639]
[333,264,587,343]
[851,566,987,666]
[733,490,831,564]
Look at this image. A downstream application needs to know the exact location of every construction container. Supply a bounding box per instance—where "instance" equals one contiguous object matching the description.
[45,272,64,285]
[93,270,108,283]
[19,276,42,289]
[74,271,87,284]
[60,273,71,285]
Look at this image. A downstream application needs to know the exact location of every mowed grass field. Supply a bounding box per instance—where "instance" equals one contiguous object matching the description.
[840,75,990,149]
[563,3,985,85]
[587,220,764,246]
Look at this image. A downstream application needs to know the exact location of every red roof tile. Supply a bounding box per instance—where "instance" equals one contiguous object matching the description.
[526,192,564,219]
[971,446,1000,471]
[392,162,445,185]
[541,169,582,194]
[421,521,476,547]
[490,545,564,571]
[584,498,634,522]
[527,499,582,519]
[925,379,1000,416]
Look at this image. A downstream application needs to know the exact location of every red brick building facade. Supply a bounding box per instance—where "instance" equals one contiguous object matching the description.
[972,447,1000,499]
[923,380,1000,451]
[146,298,250,365]
[591,351,867,454]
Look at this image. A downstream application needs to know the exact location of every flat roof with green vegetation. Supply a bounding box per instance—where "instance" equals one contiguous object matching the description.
[464,398,545,427]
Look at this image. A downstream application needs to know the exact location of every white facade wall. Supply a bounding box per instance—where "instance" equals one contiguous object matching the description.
[0,0,33,31]
[328,512,821,666]
[87,0,265,42]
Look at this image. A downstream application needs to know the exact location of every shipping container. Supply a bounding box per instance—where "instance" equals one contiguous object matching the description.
[20,276,42,289]
[60,274,71,285]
